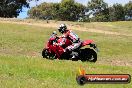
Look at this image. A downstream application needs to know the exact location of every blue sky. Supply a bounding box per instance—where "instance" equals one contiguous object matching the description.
[17,0,131,19]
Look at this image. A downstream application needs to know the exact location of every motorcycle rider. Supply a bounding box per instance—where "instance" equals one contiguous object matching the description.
[58,24,81,58]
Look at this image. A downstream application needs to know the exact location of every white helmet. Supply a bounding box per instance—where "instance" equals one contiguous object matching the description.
[58,24,67,34]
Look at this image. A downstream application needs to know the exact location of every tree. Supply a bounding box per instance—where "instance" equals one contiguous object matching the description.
[52,3,60,20]
[28,7,42,19]
[28,2,59,20]
[59,0,85,21]
[87,0,109,22]
[74,2,86,21]
[0,0,30,18]
[0,0,40,18]
[28,0,85,21]
[124,1,132,20]
[109,3,125,21]
[87,0,108,11]
[36,2,55,19]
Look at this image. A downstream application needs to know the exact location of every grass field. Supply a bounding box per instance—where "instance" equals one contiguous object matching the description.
[0,19,132,88]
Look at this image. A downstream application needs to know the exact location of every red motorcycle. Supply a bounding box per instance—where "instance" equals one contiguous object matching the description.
[42,36,98,62]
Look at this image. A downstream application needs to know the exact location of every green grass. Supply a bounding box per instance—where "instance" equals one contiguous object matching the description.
[0,21,132,88]
[94,21,132,34]
[0,23,54,56]
[0,55,132,88]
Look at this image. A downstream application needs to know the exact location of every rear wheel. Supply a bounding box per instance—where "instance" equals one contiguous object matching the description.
[72,58,78,61]
[88,52,97,62]
[81,48,97,62]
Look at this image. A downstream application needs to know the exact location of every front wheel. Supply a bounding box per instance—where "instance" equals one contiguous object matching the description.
[42,48,49,58]
[42,48,57,60]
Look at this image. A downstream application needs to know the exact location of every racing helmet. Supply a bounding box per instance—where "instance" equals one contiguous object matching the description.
[58,24,67,34]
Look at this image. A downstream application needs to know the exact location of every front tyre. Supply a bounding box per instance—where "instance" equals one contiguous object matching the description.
[42,48,49,58]
[42,48,57,60]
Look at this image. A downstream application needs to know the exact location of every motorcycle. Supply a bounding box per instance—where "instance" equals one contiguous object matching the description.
[42,35,98,62]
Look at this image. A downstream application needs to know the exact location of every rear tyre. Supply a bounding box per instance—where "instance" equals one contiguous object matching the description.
[72,58,78,61]
[87,49,97,62]
[81,48,97,62]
